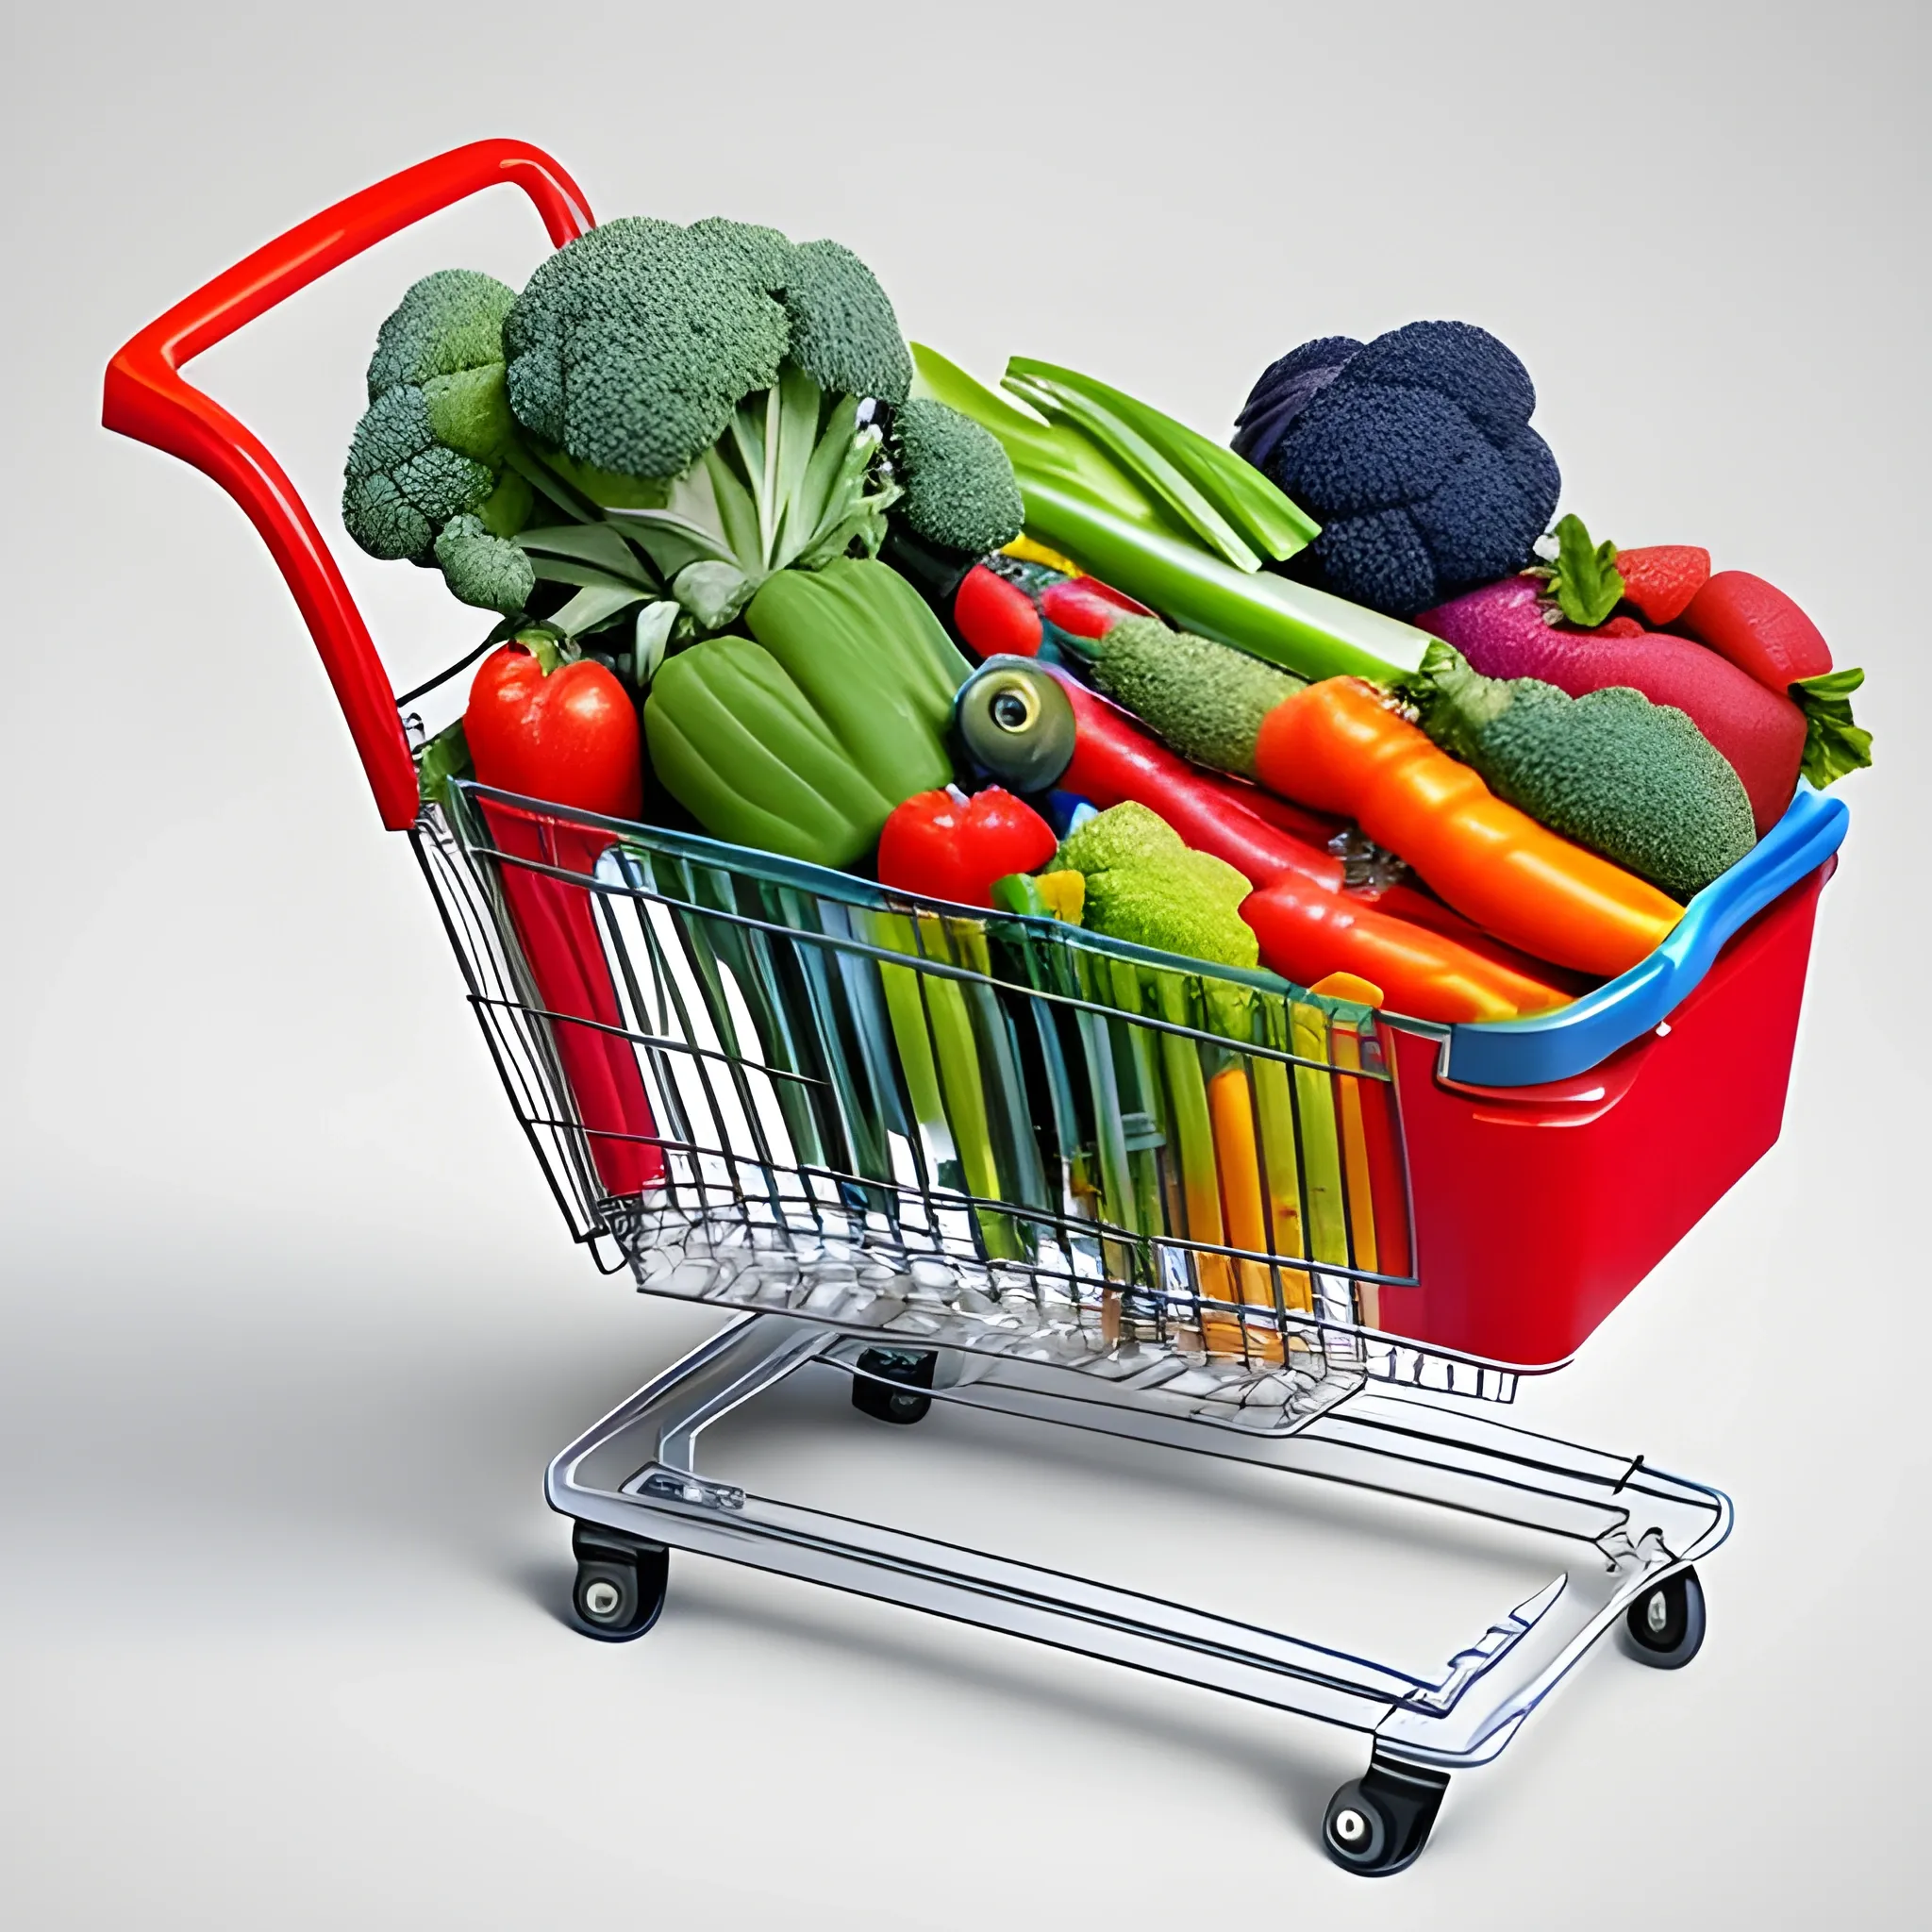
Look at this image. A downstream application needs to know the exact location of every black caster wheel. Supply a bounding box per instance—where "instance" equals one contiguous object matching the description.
[570,1521,668,1642]
[851,1347,936,1425]
[1323,1758,1448,1877]
[1624,1565,1706,1669]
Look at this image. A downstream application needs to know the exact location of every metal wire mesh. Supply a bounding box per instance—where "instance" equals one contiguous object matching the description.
[414,780,1518,1419]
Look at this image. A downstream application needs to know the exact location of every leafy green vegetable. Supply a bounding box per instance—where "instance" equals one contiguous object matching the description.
[415,719,472,809]
[913,343,1431,681]
[1545,512,1625,627]
[1790,665,1874,787]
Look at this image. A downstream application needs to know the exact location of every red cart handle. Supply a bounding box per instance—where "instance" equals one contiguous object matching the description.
[101,140,595,830]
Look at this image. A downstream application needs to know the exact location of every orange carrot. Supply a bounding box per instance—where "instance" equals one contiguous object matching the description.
[1254,679,1682,978]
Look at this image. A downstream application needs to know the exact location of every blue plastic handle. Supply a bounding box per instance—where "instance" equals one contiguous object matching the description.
[1441,784,1850,1088]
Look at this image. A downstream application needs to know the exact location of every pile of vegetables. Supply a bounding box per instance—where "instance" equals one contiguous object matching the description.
[346,217,1870,1033]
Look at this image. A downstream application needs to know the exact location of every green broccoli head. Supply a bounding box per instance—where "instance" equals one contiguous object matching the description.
[1473,681,1754,899]
[1055,803,1258,970]
[891,398,1024,556]
[781,240,913,406]
[1406,644,1756,900]
[343,268,534,596]
[502,217,918,486]
[504,217,791,482]
[685,216,792,289]
[434,514,538,614]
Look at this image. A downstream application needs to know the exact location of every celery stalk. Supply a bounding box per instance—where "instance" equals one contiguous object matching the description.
[1004,358,1320,565]
[1022,479,1429,683]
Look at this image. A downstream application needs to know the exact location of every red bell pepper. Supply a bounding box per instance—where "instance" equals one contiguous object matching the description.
[877,786,1058,908]
[466,641,643,820]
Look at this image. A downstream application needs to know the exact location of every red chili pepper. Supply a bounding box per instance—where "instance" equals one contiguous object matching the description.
[465,643,643,821]
[1241,875,1574,1024]
[953,565,1044,658]
[1039,574,1153,639]
[1056,673,1342,891]
[876,786,1058,908]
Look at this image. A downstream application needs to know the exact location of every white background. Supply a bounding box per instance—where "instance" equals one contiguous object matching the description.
[5,2,1927,1924]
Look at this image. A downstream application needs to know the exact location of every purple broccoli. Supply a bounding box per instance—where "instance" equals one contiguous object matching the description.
[1233,322,1560,620]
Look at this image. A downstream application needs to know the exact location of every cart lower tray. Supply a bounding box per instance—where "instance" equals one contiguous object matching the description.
[550,1309,1728,1876]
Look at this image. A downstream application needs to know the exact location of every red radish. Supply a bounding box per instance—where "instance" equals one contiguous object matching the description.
[1419,577,1806,836]
[1679,570,1832,688]
[1611,545,1710,625]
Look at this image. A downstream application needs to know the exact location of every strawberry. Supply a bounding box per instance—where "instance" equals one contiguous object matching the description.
[1612,545,1710,625]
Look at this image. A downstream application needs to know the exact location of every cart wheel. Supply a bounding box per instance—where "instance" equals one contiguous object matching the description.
[1624,1566,1706,1669]
[570,1521,669,1642]
[1323,1758,1448,1877]
[851,1347,936,1425]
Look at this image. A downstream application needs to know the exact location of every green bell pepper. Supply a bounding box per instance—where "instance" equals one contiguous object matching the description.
[643,558,970,871]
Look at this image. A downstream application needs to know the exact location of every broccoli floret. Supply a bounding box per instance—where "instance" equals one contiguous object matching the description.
[1404,642,1756,900]
[343,269,534,600]
[505,217,791,482]
[891,398,1024,556]
[1055,803,1258,969]
[434,514,537,614]
[782,239,913,406]
[685,216,792,289]
[1236,321,1561,620]
[366,268,518,399]
[497,217,925,625]
[342,385,498,563]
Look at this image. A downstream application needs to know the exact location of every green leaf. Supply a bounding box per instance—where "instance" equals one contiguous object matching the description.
[702,441,763,570]
[501,443,601,523]
[515,522,658,584]
[634,600,679,690]
[1790,665,1874,787]
[522,556,656,592]
[769,366,825,564]
[1004,369,1261,571]
[415,719,472,809]
[672,559,756,630]
[1546,512,1625,627]
[778,392,859,565]
[603,503,736,578]
[550,585,646,637]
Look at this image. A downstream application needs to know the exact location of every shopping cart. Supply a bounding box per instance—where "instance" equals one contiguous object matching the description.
[104,140,1849,1876]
